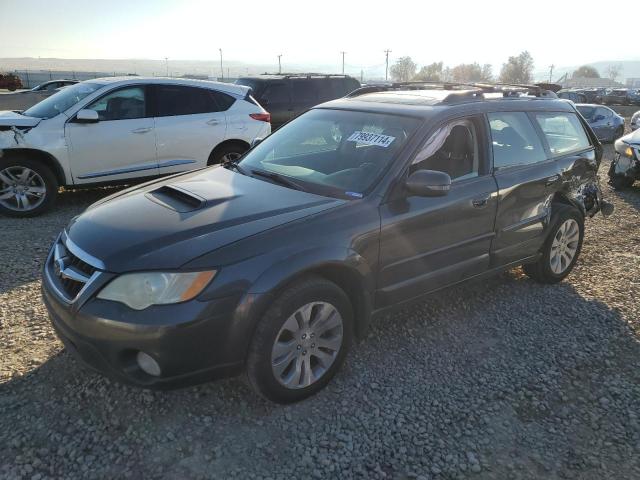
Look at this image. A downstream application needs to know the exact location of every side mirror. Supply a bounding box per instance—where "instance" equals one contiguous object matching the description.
[251,138,264,148]
[406,169,451,197]
[75,109,99,123]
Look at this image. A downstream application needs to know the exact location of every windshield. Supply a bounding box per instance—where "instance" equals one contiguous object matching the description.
[577,106,596,120]
[239,109,419,198]
[23,82,103,119]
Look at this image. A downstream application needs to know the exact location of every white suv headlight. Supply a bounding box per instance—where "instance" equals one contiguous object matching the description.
[97,271,216,310]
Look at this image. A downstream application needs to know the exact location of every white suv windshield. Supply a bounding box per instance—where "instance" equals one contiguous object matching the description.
[239,109,419,198]
[23,82,103,119]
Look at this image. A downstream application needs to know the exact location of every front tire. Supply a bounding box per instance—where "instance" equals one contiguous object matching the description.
[608,161,635,190]
[208,143,248,166]
[0,156,58,217]
[246,276,353,403]
[523,206,584,284]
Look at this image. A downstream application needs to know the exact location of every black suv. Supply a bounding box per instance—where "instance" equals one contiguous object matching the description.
[235,74,361,129]
[42,83,612,403]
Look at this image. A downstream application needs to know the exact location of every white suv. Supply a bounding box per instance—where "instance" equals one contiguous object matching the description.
[0,77,271,216]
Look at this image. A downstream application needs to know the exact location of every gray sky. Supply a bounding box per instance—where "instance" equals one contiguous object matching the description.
[1,0,638,72]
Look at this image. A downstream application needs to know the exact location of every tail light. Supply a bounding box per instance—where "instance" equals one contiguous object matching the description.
[250,113,271,123]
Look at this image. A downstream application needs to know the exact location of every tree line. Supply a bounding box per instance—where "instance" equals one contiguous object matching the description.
[389,52,624,84]
[389,51,534,84]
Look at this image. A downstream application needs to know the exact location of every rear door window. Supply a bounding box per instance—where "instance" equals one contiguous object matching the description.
[291,79,317,104]
[154,85,220,117]
[533,112,591,157]
[262,83,290,103]
[488,112,547,169]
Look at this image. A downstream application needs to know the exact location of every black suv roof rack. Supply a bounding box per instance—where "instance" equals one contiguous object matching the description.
[346,81,557,104]
[259,72,353,78]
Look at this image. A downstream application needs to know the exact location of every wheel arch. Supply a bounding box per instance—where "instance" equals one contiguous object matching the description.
[551,191,585,217]
[0,148,66,186]
[207,139,251,165]
[245,250,376,344]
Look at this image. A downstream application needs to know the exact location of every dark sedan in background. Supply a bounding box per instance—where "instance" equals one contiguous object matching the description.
[576,104,625,142]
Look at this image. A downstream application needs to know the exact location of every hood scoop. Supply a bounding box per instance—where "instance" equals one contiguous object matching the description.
[146,185,207,212]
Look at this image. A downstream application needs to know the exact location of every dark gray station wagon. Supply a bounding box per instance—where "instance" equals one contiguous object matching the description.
[42,83,612,403]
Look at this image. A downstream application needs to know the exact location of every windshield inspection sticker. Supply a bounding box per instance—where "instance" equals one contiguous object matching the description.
[347,131,396,148]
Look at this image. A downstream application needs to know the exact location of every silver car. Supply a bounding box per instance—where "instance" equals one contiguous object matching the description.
[631,110,639,131]
[576,104,625,142]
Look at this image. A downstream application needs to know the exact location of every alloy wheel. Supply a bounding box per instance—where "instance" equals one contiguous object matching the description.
[271,301,344,389]
[0,166,47,212]
[550,219,580,275]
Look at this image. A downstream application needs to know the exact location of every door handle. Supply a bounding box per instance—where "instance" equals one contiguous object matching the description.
[131,127,151,134]
[545,174,560,186]
[206,119,220,126]
[472,195,490,208]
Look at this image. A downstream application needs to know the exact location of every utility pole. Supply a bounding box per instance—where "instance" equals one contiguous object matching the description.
[361,69,363,83]
[548,64,554,83]
[384,49,392,81]
[219,49,224,81]
[277,54,282,74]
[164,57,169,77]
[340,51,346,74]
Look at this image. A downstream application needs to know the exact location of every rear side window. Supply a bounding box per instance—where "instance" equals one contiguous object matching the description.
[533,112,591,157]
[291,79,317,103]
[212,91,235,111]
[262,83,289,103]
[488,112,547,169]
[154,85,221,116]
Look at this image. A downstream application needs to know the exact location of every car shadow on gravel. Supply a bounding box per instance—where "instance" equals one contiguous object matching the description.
[0,186,124,294]
[2,269,639,479]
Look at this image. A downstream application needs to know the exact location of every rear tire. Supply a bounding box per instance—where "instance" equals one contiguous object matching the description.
[246,275,353,403]
[523,206,584,284]
[208,143,248,166]
[0,156,58,217]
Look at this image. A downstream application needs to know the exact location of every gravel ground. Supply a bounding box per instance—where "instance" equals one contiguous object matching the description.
[1,140,639,479]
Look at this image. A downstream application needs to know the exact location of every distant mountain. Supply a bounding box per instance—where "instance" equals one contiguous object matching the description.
[0,57,376,80]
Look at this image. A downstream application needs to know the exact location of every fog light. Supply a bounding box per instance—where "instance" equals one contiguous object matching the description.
[136,351,161,377]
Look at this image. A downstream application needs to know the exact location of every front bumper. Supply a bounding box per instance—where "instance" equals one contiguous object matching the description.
[41,236,247,389]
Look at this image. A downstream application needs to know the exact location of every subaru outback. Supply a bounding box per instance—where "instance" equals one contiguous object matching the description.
[42,83,612,403]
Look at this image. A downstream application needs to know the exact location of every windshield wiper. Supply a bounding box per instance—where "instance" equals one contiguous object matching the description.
[250,168,308,192]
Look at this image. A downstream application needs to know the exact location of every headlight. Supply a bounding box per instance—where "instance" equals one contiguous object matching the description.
[97,271,216,310]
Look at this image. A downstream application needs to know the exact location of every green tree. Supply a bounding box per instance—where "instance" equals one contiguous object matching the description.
[390,56,417,83]
[572,65,600,78]
[413,62,444,81]
[450,63,493,82]
[499,51,534,84]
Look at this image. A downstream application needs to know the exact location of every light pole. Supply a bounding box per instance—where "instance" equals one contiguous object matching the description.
[548,64,554,83]
[164,57,169,77]
[340,51,346,74]
[277,54,282,74]
[219,49,224,81]
[384,49,392,81]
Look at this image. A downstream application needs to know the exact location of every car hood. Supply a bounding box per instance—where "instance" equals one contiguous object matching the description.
[624,129,640,145]
[0,111,41,128]
[66,167,345,272]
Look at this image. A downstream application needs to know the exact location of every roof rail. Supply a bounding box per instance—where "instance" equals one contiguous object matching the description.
[346,81,558,102]
[259,72,353,78]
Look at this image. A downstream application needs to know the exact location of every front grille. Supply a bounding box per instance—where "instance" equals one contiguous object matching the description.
[49,236,98,301]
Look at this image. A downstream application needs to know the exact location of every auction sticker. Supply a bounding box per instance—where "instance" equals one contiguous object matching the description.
[347,131,395,148]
